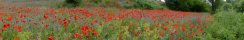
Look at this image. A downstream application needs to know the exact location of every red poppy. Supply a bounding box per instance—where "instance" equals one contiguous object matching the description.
[3,24,10,28]
[14,37,19,40]
[0,17,2,20]
[197,25,201,29]
[19,14,25,18]
[13,26,22,32]
[93,31,98,36]
[198,29,203,33]
[81,26,90,34]
[155,23,159,28]
[45,24,49,27]
[190,24,194,27]
[178,37,183,40]
[21,19,26,23]
[74,16,78,20]
[182,26,186,32]
[159,32,164,37]
[48,36,54,40]
[163,26,168,31]
[44,14,48,19]
[7,17,12,21]
[73,33,80,38]
[2,27,6,31]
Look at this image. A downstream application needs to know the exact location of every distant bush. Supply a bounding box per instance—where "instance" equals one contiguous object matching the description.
[122,0,166,9]
[165,0,210,12]
[61,0,166,9]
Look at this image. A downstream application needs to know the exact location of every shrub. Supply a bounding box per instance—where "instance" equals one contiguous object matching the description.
[236,1,244,12]
[202,11,244,40]
[122,0,165,9]
[165,0,210,12]
[61,0,166,9]
[62,0,84,8]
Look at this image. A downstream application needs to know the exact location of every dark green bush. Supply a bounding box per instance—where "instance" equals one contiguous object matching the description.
[62,0,84,8]
[165,0,210,12]
[236,1,244,12]
[122,0,165,9]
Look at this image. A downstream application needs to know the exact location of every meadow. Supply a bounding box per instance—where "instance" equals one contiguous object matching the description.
[1,0,244,40]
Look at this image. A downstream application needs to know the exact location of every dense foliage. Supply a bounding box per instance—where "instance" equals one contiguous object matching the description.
[62,0,166,9]
[165,0,211,12]
[236,1,244,12]
[202,11,244,40]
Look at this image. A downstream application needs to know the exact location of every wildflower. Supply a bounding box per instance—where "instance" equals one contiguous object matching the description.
[17,26,22,32]
[45,24,49,27]
[162,26,168,31]
[182,27,186,32]
[74,15,78,20]
[155,23,159,28]
[21,19,26,23]
[81,26,90,34]
[197,25,201,29]
[159,31,164,37]
[2,27,6,31]
[198,29,203,33]
[19,14,25,18]
[44,14,48,19]
[173,24,179,28]
[99,23,102,26]
[4,24,10,28]
[190,24,194,27]
[7,17,12,21]
[178,37,183,40]
[14,37,19,40]
[2,23,10,31]
[48,36,54,40]
[73,33,80,38]
[0,17,2,20]
[93,31,98,36]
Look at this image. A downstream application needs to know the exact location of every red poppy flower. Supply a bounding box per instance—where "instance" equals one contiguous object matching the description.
[197,25,201,29]
[44,14,48,19]
[48,36,54,40]
[182,27,186,32]
[45,24,49,27]
[2,27,6,31]
[159,32,164,37]
[178,37,183,40]
[198,29,203,33]
[73,33,80,38]
[14,37,19,40]
[81,26,90,34]
[21,19,26,23]
[162,26,168,31]
[93,31,98,36]
[7,17,12,21]
[13,26,22,32]
[74,16,78,20]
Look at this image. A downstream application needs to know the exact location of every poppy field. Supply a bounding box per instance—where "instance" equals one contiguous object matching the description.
[0,0,215,40]
[0,6,212,40]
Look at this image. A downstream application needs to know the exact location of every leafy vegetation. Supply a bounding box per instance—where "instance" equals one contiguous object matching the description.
[165,0,211,12]
[61,0,166,9]
[201,10,244,40]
